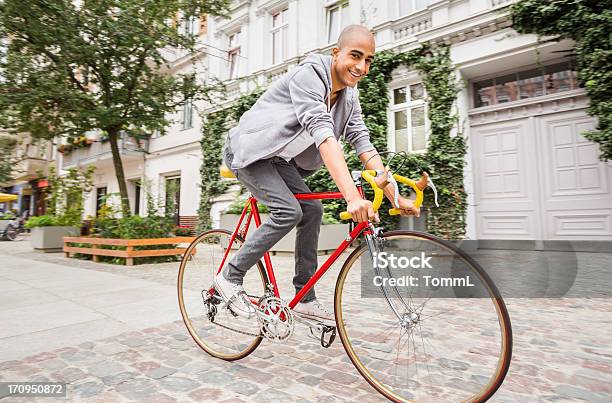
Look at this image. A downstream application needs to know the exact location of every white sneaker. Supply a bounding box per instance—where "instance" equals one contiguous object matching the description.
[214,273,257,318]
[293,299,335,325]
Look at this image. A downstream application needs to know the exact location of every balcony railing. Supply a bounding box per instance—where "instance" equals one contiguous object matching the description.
[61,133,148,170]
[393,12,433,41]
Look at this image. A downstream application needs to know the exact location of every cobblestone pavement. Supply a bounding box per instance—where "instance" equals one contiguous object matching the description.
[1,238,611,402]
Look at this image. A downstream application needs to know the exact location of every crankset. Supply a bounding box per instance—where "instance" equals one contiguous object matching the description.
[256,296,294,342]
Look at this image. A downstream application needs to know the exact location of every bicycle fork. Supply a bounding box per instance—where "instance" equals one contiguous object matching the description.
[364,225,412,326]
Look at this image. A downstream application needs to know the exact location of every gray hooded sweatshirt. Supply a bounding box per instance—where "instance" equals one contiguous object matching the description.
[225,54,375,171]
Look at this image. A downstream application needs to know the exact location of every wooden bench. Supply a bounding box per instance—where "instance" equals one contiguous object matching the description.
[63,236,196,266]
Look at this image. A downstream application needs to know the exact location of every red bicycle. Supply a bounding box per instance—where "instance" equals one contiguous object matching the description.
[178,166,512,402]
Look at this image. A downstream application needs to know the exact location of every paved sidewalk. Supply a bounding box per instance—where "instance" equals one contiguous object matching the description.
[0,239,611,402]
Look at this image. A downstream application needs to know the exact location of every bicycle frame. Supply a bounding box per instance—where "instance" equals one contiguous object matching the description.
[216,188,372,309]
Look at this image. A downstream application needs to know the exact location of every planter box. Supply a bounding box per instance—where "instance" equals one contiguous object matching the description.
[30,226,80,251]
[220,213,349,253]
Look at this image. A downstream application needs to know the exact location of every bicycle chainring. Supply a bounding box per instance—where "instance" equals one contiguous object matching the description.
[257,296,294,342]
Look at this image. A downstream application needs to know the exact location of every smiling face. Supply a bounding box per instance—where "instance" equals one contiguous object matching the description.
[331,27,375,90]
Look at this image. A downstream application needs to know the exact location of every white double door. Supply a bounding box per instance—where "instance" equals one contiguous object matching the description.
[471,109,612,240]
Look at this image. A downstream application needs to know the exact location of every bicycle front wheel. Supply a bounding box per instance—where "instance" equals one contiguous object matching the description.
[334,231,512,402]
[177,229,267,361]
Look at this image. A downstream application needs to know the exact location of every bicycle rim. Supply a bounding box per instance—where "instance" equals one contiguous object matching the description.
[5,227,17,241]
[334,231,512,402]
[177,229,266,360]
[14,228,26,241]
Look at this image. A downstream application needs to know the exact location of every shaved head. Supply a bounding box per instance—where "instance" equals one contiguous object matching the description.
[337,25,375,49]
[331,24,375,90]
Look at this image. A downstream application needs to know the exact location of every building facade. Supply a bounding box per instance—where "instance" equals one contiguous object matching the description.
[0,132,55,217]
[63,0,610,242]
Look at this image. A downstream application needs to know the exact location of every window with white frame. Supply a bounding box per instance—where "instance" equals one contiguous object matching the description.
[390,83,427,152]
[327,1,349,44]
[181,15,198,36]
[228,31,241,79]
[181,100,194,130]
[398,0,432,17]
[271,8,289,64]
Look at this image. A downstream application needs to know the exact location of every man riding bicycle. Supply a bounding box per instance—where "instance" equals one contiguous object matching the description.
[218,24,420,323]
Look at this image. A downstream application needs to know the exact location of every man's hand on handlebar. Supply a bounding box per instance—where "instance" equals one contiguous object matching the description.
[394,196,420,217]
[373,166,421,217]
[347,198,378,223]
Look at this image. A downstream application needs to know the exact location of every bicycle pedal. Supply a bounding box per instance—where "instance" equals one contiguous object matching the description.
[320,325,336,348]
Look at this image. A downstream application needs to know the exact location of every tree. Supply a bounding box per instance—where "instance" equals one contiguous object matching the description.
[0,0,229,216]
[0,136,15,184]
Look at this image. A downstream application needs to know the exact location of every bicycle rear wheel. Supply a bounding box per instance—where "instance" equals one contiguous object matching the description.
[334,230,512,402]
[177,229,267,361]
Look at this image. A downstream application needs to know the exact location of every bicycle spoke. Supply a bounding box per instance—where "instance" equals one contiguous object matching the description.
[335,231,512,402]
[178,229,265,360]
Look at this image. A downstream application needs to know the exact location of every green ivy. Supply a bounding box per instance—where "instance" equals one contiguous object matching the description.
[198,46,466,239]
[510,0,612,161]
[196,89,265,232]
[197,110,231,232]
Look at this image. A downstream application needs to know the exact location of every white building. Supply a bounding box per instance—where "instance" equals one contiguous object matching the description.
[65,0,611,244]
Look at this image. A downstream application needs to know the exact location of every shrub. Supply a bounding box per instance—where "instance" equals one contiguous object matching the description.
[0,211,16,220]
[117,215,174,239]
[25,215,60,228]
[175,226,192,236]
[223,194,341,225]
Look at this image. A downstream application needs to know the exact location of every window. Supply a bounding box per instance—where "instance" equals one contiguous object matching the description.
[95,187,107,216]
[165,177,181,225]
[391,83,427,153]
[133,181,141,216]
[327,1,349,44]
[473,61,579,108]
[398,0,432,17]
[271,8,289,64]
[181,100,194,129]
[228,31,241,80]
[181,15,198,36]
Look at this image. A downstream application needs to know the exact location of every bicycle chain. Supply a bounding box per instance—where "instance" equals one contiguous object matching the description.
[208,318,261,337]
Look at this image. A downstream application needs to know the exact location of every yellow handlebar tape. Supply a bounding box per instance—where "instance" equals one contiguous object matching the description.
[339,170,385,220]
[388,174,423,215]
[339,172,424,220]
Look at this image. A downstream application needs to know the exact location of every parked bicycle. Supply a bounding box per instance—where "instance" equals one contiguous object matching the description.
[0,217,27,241]
[178,157,512,402]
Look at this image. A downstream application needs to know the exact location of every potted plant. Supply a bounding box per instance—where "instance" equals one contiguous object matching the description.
[26,215,80,251]
[219,196,350,253]
[28,166,95,251]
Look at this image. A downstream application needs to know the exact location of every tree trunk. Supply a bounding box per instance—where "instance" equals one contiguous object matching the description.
[108,127,131,217]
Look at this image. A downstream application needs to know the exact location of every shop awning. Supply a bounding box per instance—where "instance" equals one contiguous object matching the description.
[0,193,18,203]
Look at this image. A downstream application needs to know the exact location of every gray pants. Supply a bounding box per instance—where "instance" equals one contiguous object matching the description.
[224,149,323,303]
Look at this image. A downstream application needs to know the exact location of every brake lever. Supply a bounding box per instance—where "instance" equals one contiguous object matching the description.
[375,169,400,208]
[428,177,440,207]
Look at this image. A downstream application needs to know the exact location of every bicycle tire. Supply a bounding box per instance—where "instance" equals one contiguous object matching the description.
[177,229,267,361]
[334,230,512,402]
[5,225,17,241]
[14,227,26,241]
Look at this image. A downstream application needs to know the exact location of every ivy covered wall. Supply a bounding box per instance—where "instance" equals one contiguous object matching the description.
[511,0,612,161]
[197,46,467,239]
